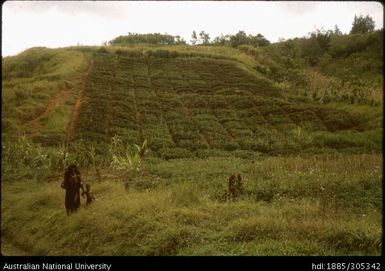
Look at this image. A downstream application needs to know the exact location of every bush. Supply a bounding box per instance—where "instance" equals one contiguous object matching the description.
[318,109,356,131]
[97,47,108,54]
[312,130,382,151]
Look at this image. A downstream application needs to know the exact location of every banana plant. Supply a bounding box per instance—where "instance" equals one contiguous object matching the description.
[134,139,148,159]
[109,139,148,188]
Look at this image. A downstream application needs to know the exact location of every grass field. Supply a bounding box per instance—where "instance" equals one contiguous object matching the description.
[1,153,382,256]
[1,43,382,256]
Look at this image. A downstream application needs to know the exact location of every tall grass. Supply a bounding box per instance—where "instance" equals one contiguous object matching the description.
[2,153,381,255]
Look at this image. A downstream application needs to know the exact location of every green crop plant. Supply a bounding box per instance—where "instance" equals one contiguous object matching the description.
[1,136,52,180]
[110,152,142,175]
[109,136,149,188]
[134,139,149,159]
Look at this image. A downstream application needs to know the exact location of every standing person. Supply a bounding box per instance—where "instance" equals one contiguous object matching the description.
[61,164,85,215]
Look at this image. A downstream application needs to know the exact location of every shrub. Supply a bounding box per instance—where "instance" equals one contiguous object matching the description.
[97,47,108,54]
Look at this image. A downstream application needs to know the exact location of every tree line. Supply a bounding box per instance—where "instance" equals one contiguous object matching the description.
[108,14,380,57]
[109,33,187,45]
[109,31,270,47]
[190,30,270,47]
[281,14,381,66]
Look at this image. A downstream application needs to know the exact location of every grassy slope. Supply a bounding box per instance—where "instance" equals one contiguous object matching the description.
[1,153,382,255]
[2,47,89,144]
[1,43,383,256]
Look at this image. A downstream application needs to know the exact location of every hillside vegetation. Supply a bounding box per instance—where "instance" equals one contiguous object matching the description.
[2,153,382,255]
[2,47,89,143]
[3,41,382,156]
[1,27,382,256]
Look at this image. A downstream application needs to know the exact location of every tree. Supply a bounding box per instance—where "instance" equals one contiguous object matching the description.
[191,31,198,45]
[299,28,333,64]
[212,34,231,45]
[333,25,343,36]
[175,35,186,45]
[229,31,270,47]
[252,33,270,47]
[199,31,211,45]
[311,28,333,51]
[350,15,375,34]
[229,31,248,47]
[301,36,324,66]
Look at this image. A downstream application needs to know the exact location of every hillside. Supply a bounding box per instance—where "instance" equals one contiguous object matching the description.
[2,40,382,157]
[2,47,88,142]
[1,32,383,256]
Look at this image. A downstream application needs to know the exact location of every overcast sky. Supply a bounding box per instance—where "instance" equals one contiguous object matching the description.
[2,1,383,57]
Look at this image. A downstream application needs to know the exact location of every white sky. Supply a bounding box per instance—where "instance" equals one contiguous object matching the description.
[2,1,384,57]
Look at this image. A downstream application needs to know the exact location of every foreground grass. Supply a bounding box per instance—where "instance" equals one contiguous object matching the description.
[1,153,382,256]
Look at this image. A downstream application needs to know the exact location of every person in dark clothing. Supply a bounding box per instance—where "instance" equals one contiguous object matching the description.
[61,164,85,215]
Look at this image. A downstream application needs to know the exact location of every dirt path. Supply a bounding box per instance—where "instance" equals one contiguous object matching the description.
[25,60,95,139]
[25,88,72,136]
[65,59,94,143]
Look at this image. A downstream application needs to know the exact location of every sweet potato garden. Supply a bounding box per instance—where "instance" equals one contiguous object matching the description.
[1,28,382,255]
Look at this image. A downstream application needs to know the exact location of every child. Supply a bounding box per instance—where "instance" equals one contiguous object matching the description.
[82,184,95,205]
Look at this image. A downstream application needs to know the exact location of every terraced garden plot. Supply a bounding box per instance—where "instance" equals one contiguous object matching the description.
[73,51,363,157]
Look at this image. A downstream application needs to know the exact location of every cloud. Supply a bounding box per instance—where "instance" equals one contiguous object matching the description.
[282,1,320,16]
[3,1,127,18]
